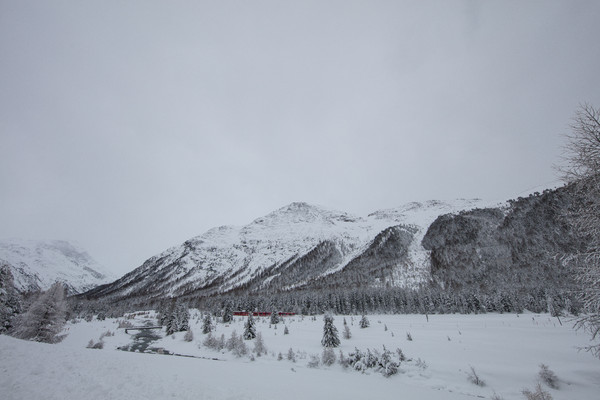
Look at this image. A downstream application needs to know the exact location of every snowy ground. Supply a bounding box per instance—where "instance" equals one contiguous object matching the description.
[1,312,599,400]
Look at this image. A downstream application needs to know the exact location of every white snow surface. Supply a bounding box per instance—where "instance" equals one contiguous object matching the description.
[1,311,599,400]
[120,200,492,296]
[0,238,115,293]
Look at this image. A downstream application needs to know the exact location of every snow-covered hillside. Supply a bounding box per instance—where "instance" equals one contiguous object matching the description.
[0,239,115,293]
[85,200,488,300]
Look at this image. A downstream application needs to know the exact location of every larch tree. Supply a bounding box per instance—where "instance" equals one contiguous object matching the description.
[13,282,67,343]
[560,103,600,357]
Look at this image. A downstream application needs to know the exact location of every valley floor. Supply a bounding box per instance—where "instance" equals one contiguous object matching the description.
[1,312,599,400]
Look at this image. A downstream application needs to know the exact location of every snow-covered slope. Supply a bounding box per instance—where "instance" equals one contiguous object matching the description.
[86,200,487,301]
[0,239,115,294]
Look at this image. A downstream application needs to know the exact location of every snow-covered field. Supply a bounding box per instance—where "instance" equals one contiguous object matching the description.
[1,312,599,400]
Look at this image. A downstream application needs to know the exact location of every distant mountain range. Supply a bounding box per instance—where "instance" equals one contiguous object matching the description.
[83,199,493,302]
[0,239,114,294]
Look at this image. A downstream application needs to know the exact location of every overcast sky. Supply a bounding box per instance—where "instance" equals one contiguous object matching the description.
[1,1,599,276]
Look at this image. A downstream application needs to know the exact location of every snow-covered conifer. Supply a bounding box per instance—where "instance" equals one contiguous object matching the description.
[177,304,190,332]
[287,347,296,362]
[270,310,280,325]
[321,313,340,348]
[243,314,256,340]
[202,313,213,334]
[359,315,370,328]
[378,346,399,377]
[222,304,233,323]
[284,325,289,335]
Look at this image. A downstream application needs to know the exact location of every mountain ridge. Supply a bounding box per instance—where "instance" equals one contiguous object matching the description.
[82,199,489,301]
[0,239,115,294]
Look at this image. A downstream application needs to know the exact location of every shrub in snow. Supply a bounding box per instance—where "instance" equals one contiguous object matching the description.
[415,358,428,370]
[202,314,213,334]
[287,348,296,362]
[396,348,406,362]
[378,347,399,377]
[118,319,133,328]
[467,366,485,386]
[359,315,370,328]
[339,350,350,369]
[538,364,559,389]
[12,282,67,343]
[322,348,336,366]
[307,354,320,368]
[203,332,219,349]
[243,314,256,340]
[86,339,104,349]
[253,332,267,356]
[343,324,352,339]
[321,314,340,348]
[522,383,553,400]
[184,328,194,342]
[277,352,283,361]
[284,325,289,335]
[406,332,413,341]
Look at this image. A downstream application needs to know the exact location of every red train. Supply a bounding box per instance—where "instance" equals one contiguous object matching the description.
[232,311,295,317]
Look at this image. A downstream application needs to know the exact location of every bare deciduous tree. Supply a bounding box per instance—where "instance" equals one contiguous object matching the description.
[560,103,600,357]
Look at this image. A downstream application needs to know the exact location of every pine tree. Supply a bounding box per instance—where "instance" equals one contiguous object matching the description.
[359,315,370,328]
[321,313,340,348]
[243,313,256,340]
[270,310,280,325]
[202,313,213,334]
[222,304,233,323]
[13,282,67,343]
[284,325,289,335]
[177,304,190,332]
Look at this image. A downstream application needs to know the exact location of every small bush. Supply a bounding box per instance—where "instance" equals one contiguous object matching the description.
[467,366,485,386]
[538,364,559,389]
[322,348,336,366]
[359,315,370,328]
[287,347,296,362]
[406,332,413,341]
[184,329,194,342]
[343,325,352,339]
[307,354,320,368]
[522,383,553,400]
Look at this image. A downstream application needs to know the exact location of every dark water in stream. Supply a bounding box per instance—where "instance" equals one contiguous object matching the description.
[117,320,172,355]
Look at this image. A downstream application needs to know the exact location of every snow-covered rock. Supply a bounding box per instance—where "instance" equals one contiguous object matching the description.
[0,239,115,293]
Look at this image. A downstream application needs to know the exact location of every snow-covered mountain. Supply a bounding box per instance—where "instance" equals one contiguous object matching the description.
[85,199,488,301]
[0,239,115,294]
